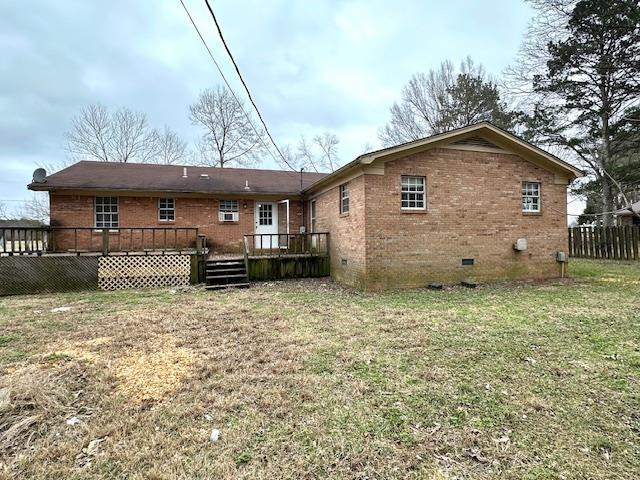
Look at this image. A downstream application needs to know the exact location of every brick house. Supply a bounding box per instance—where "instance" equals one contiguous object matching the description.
[29,122,582,289]
[615,200,640,226]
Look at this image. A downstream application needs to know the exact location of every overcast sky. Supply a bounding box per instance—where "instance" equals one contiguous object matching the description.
[1,0,552,216]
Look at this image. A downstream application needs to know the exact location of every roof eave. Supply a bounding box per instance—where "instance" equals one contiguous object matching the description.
[30,185,306,198]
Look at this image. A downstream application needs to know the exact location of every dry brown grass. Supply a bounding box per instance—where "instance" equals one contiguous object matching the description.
[0,259,639,479]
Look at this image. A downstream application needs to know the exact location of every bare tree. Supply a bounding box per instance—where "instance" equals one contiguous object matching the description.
[19,193,49,224]
[189,86,264,168]
[379,58,514,146]
[504,0,575,100]
[0,201,8,220]
[110,108,157,163]
[153,126,188,165]
[64,104,184,166]
[287,133,342,173]
[313,133,340,172]
[65,104,113,162]
[360,142,374,154]
[296,136,317,171]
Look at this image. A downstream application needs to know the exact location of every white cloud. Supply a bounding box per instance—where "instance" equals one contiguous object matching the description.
[0,0,536,216]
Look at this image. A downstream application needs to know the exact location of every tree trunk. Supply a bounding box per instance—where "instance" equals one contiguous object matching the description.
[601,174,614,226]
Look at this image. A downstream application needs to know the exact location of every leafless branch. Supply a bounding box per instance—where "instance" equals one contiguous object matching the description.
[189,86,264,168]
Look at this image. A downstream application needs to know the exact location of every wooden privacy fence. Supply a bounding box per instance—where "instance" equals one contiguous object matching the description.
[568,226,640,260]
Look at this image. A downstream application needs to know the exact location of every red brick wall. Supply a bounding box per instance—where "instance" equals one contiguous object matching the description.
[309,175,367,287]
[311,147,569,290]
[49,194,303,254]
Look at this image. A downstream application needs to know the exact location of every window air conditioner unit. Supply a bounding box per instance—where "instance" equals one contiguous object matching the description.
[219,212,239,222]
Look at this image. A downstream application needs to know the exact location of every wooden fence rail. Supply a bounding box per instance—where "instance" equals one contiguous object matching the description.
[568,226,640,260]
[1,227,204,256]
[243,233,330,257]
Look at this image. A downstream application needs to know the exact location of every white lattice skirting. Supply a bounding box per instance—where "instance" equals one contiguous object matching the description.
[98,255,191,291]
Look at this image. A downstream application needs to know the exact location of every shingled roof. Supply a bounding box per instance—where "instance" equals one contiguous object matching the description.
[28,161,327,196]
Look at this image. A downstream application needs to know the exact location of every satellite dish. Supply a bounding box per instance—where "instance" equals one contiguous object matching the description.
[32,168,47,183]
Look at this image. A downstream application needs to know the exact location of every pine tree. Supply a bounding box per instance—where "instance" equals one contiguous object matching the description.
[524,0,640,225]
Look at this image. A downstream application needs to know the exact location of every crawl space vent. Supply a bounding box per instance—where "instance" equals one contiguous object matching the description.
[462,258,475,266]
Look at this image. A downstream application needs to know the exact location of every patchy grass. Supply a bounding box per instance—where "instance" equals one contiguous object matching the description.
[0,259,639,479]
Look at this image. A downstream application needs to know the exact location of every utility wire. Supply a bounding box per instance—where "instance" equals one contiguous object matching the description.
[177,0,297,177]
[549,204,638,217]
[201,0,296,173]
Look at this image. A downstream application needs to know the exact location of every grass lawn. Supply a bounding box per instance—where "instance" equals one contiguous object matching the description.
[0,259,639,479]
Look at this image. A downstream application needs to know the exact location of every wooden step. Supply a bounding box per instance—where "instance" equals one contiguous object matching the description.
[206,273,248,280]
[206,282,250,290]
[206,258,243,264]
[206,267,246,273]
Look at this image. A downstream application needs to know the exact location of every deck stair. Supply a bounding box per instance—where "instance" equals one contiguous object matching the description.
[205,258,249,290]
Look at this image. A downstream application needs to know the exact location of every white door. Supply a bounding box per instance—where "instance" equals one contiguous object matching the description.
[254,202,278,249]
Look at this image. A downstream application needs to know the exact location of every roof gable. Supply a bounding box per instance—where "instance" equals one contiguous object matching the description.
[358,123,583,177]
[304,122,583,194]
[449,135,506,151]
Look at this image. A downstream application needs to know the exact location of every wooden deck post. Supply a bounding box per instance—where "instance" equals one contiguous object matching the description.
[102,229,109,256]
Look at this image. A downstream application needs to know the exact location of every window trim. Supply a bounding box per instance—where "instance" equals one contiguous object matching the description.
[158,197,175,222]
[257,202,274,226]
[522,181,541,213]
[94,196,119,229]
[218,199,240,223]
[339,183,349,215]
[400,175,426,211]
[310,199,317,233]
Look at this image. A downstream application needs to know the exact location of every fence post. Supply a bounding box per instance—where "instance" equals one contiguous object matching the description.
[625,226,632,260]
[196,233,205,255]
[102,229,109,256]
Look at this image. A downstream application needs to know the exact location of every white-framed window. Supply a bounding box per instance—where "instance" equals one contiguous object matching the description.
[219,199,239,222]
[95,196,118,229]
[158,198,175,222]
[258,203,273,225]
[310,199,317,233]
[522,182,541,212]
[401,176,426,210]
[340,183,349,214]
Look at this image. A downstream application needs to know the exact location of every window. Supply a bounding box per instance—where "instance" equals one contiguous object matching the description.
[219,199,239,222]
[401,176,426,209]
[522,182,541,212]
[158,198,175,222]
[310,199,317,233]
[340,183,349,214]
[95,197,118,229]
[258,203,273,225]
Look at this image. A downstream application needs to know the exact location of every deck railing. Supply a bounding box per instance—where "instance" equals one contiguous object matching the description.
[243,232,330,257]
[0,226,204,256]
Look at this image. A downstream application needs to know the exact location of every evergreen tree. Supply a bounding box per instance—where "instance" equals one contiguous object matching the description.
[380,58,514,146]
[521,0,640,225]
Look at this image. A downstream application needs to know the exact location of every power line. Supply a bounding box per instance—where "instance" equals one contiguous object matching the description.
[201,0,295,172]
[177,0,297,176]
[550,204,637,217]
